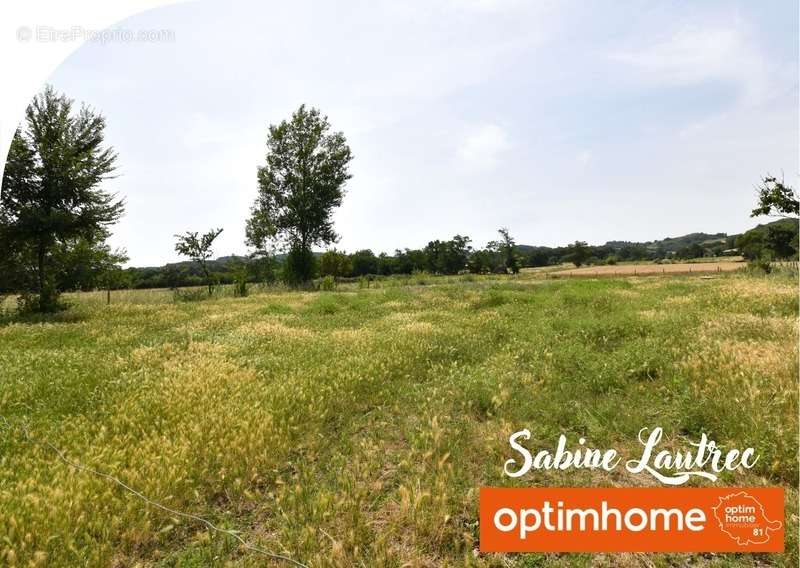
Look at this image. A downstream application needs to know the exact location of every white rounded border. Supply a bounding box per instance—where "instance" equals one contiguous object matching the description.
[0,0,188,181]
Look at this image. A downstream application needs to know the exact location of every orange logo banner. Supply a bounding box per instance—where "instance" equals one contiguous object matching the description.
[480,487,784,552]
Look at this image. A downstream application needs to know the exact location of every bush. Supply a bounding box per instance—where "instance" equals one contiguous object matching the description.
[233,270,248,297]
[748,255,772,274]
[411,270,430,285]
[17,287,68,314]
[173,288,208,302]
[319,275,336,291]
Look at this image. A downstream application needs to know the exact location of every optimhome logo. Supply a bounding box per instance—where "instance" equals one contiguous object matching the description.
[479,487,784,552]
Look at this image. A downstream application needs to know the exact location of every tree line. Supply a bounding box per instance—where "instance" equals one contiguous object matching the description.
[1,86,798,311]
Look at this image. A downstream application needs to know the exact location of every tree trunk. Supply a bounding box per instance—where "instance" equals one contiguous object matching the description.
[202,263,212,295]
[37,242,45,296]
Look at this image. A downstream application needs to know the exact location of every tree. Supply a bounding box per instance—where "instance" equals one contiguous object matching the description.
[377,252,395,276]
[174,228,223,294]
[350,249,379,276]
[751,175,799,218]
[498,228,520,274]
[525,247,551,268]
[54,236,128,291]
[676,243,705,260]
[565,241,590,267]
[0,86,123,311]
[765,225,797,260]
[246,105,353,284]
[736,229,765,261]
[736,219,799,261]
[423,235,472,274]
[320,248,351,278]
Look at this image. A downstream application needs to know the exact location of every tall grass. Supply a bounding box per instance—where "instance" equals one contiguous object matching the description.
[0,273,796,566]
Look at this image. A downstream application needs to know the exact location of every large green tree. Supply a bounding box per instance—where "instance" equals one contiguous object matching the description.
[0,86,123,311]
[319,248,352,278]
[246,105,353,284]
[565,240,590,267]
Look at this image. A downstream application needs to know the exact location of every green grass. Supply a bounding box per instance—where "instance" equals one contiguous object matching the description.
[0,273,796,566]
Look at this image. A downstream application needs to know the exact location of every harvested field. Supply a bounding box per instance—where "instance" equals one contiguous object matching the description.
[551,261,746,277]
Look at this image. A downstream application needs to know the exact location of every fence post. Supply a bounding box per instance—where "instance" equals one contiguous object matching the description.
[106,288,111,305]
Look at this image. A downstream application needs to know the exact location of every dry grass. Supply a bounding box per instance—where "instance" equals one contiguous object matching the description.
[0,273,796,567]
[553,261,746,277]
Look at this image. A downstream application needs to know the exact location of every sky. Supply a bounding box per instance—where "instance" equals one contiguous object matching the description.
[34,0,799,266]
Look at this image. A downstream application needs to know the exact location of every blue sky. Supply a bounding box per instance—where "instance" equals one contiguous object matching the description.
[44,0,798,266]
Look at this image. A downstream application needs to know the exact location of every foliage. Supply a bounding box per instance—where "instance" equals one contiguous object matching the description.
[736,219,799,261]
[751,175,799,218]
[283,245,317,287]
[319,275,336,291]
[319,248,351,278]
[675,242,706,260]
[423,235,472,274]
[54,237,129,291]
[248,252,278,284]
[766,224,798,259]
[498,227,520,274]
[174,228,223,294]
[748,255,773,274]
[350,249,379,276]
[230,260,249,297]
[246,105,352,284]
[0,86,123,311]
[564,240,590,267]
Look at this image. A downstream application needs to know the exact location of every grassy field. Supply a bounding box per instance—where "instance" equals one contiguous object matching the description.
[0,272,797,566]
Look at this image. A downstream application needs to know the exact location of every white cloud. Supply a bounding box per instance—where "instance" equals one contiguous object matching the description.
[457,124,510,171]
[446,0,524,13]
[577,150,592,168]
[610,22,787,106]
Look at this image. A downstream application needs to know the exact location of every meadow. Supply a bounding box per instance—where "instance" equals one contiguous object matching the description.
[0,271,797,567]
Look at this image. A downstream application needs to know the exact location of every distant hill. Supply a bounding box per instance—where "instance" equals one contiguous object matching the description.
[518,223,795,255]
[738,218,799,237]
[604,232,729,253]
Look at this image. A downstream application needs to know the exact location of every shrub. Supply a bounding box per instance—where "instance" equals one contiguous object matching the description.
[233,270,248,298]
[411,270,430,285]
[748,255,772,274]
[173,288,208,302]
[320,275,336,291]
[17,287,68,314]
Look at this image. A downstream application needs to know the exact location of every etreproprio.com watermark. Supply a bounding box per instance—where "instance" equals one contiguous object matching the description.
[16,25,175,44]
